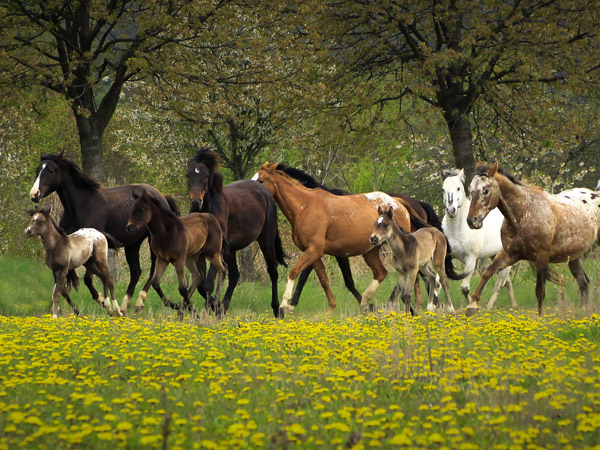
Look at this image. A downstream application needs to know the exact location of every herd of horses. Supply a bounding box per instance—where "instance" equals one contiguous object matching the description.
[25,150,600,319]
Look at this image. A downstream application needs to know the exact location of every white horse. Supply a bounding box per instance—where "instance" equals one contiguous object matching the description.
[441,169,517,309]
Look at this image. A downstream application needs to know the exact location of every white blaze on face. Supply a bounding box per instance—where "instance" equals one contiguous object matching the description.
[30,163,47,199]
[195,168,200,174]
[251,172,259,181]
[377,217,384,224]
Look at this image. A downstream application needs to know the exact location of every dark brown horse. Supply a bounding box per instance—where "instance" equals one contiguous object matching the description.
[25,207,121,318]
[29,153,180,312]
[187,149,287,318]
[126,190,227,317]
[264,164,451,309]
[255,162,415,314]
[467,162,600,315]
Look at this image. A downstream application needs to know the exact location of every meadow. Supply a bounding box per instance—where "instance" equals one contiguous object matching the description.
[1,253,600,449]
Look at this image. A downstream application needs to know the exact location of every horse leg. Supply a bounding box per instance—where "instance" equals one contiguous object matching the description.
[84,260,115,315]
[82,269,101,304]
[311,258,336,313]
[89,255,123,317]
[121,240,143,312]
[136,259,170,314]
[398,276,415,316]
[183,257,204,319]
[486,266,513,311]
[51,269,68,319]
[206,253,228,318]
[61,287,80,317]
[460,255,477,302]
[219,251,238,314]
[195,256,208,300]
[148,247,172,310]
[257,236,281,317]
[174,260,191,320]
[335,256,362,303]
[280,247,325,316]
[568,259,590,308]
[469,250,518,316]
[360,248,388,312]
[535,265,549,315]
[291,266,312,308]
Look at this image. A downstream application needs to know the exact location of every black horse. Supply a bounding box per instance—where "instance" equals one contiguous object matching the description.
[29,153,180,313]
[273,164,446,308]
[187,148,287,318]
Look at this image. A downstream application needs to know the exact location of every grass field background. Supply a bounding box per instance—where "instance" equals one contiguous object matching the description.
[1,251,600,449]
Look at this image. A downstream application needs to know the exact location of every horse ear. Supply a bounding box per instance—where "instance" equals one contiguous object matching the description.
[141,190,149,201]
[441,169,452,180]
[489,162,498,177]
[458,168,465,183]
[377,206,383,215]
[58,149,66,159]
[40,207,51,216]
[27,209,36,217]
[131,190,140,200]
[385,208,393,219]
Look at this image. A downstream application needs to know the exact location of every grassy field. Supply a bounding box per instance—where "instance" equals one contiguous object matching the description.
[1,254,600,449]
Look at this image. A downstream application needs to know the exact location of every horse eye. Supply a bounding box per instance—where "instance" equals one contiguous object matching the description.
[483,188,490,195]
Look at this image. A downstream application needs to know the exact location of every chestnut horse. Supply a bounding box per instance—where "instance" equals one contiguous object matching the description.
[25,207,122,318]
[187,149,287,318]
[269,164,446,308]
[255,162,413,314]
[370,206,459,315]
[467,162,600,315]
[126,190,227,317]
[29,153,180,312]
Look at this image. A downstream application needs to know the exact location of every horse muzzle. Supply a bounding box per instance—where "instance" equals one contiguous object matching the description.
[467,216,483,229]
[369,235,380,245]
[125,223,137,233]
[446,207,457,218]
[189,198,203,213]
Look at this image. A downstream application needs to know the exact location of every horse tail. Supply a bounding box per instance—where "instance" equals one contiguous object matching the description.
[274,230,288,267]
[419,201,444,231]
[409,213,430,232]
[221,237,230,257]
[164,195,181,216]
[102,232,123,249]
[66,269,79,291]
[444,240,468,281]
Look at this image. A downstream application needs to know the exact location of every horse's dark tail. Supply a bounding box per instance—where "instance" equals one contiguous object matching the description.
[164,194,181,216]
[66,269,79,291]
[409,213,430,232]
[274,230,288,267]
[419,201,443,232]
[444,240,468,281]
[102,232,122,249]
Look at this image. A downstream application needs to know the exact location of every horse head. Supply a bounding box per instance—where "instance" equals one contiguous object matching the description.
[25,206,52,237]
[126,190,151,233]
[187,148,221,212]
[370,206,395,246]
[253,162,279,195]
[467,162,500,229]
[441,168,466,218]
[30,156,64,203]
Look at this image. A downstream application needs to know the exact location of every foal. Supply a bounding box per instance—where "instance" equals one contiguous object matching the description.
[126,190,227,317]
[25,207,122,318]
[370,207,458,314]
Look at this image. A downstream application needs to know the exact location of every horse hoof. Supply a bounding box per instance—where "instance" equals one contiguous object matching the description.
[465,306,479,317]
[446,306,456,314]
[279,305,294,317]
[133,307,143,315]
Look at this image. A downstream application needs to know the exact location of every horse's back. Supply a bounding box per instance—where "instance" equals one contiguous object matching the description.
[68,228,107,267]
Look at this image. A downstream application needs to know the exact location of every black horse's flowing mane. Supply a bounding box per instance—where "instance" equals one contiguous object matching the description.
[192,148,219,171]
[41,154,103,191]
[275,163,349,195]
[475,163,523,186]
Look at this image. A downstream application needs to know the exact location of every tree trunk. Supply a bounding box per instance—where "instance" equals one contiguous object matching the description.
[238,245,255,282]
[445,113,476,184]
[76,115,104,180]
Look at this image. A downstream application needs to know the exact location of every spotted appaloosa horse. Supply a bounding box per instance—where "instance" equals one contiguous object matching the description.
[255,162,414,314]
[25,207,122,318]
[370,206,460,315]
[442,168,517,310]
[467,162,600,315]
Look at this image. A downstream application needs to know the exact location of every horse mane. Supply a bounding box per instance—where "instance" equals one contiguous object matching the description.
[475,163,523,186]
[275,163,348,195]
[192,147,219,171]
[190,148,224,212]
[41,154,103,191]
[149,196,178,219]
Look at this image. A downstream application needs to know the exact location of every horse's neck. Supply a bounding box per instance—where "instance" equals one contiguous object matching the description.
[205,191,228,229]
[40,224,65,255]
[495,175,530,226]
[56,177,101,227]
[272,177,312,223]
[146,202,177,239]
[388,225,412,257]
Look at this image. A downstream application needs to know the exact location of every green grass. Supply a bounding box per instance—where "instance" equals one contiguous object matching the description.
[1,252,599,319]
